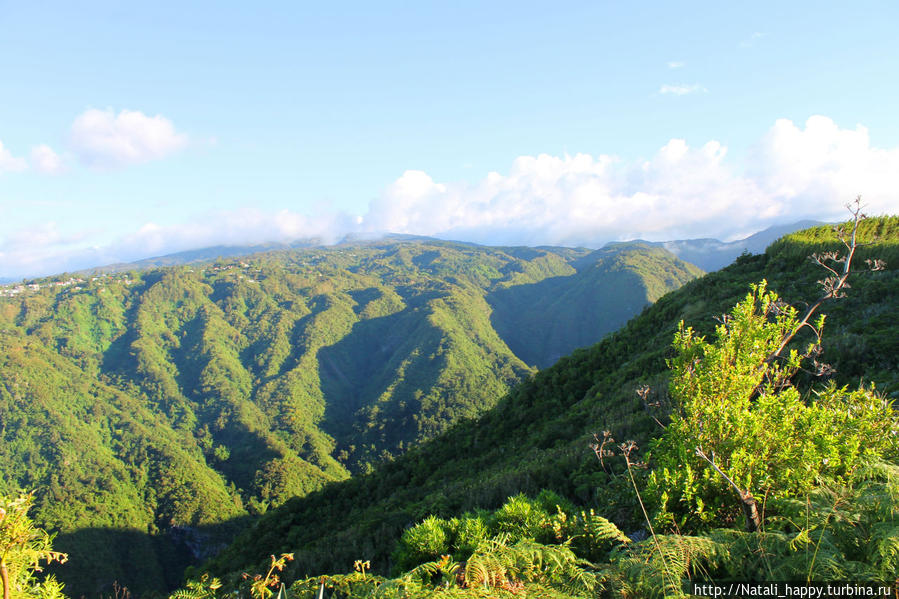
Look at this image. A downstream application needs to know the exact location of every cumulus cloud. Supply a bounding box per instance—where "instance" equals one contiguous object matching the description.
[0,141,27,173]
[361,116,899,245]
[30,144,65,174]
[363,144,761,245]
[4,115,899,280]
[69,108,188,168]
[659,83,707,96]
[667,61,685,69]
[749,116,899,205]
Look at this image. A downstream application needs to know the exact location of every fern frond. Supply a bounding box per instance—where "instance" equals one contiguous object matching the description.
[609,533,728,598]
[869,521,899,579]
[168,575,222,599]
[461,536,599,595]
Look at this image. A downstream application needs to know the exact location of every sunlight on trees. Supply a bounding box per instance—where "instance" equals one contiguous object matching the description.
[0,492,67,599]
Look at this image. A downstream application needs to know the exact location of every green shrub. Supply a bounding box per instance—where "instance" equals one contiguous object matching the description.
[392,515,452,572]
[647,282,897,531]
[449,514,490,558]
[490,494,552,541]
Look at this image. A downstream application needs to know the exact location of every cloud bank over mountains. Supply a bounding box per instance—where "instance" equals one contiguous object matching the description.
[363,115,899,245]
[3,115,899,279]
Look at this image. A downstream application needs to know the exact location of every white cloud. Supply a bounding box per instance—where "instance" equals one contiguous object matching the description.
[0,207,358,279]
[0,222,96,278]
[749,116,899,209]
[0,222,87,250]
[30,144,65,174]
[113,208,356,259]
[69,108,188,168]
[4,116,899,279]
[667,61,685,69]
[659,83,707,96]
[360,116,899,245]
[362,144,759,245]
[0,141,27,173]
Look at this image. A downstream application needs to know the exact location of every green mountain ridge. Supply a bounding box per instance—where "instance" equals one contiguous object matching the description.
[489,243,702,367]
[0,238,700,596]
[201,217,899,588]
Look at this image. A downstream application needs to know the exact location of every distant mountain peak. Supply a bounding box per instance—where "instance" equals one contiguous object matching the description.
[604,220,825,272]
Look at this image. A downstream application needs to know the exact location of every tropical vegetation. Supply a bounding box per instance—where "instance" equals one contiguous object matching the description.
[4,215,899,597]
[196,213,899,597]
[0,238,698,595]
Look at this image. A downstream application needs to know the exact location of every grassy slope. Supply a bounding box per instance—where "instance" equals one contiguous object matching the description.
[205,217,899,584]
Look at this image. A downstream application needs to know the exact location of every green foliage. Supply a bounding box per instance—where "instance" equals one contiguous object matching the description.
[461,536,599,595]
[0,492,68,599]
[448,514,490,558]
[392,516,450,572]
[0,239,694,595]
[168,574,222,599]
[605,533,726,598]
[180,217,899,596]
[489,243,702,368]
[181,459,899,597]
[391,493,629,581]
[286,534,601,599]
[8,219,899,596]
[243,553,294,599]
[648,281,897,530]
[491,494,554,541]
[206,217,899,584]
[768,215,899,267]
[549,508,631,563]
[601,461,899,594]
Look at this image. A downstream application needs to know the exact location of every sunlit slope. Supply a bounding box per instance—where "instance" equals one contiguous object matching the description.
[205,217,899,583]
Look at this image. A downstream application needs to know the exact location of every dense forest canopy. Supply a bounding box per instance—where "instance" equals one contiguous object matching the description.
[0,238,700,596]
[4,217,898,596]
[200,216,899,596]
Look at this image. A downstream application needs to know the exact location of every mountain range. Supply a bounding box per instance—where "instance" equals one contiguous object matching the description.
[0,236,701,595]
[202,217,899,589]
[0,220,817,285]
[650,219,823,270]
[3,217,887,596]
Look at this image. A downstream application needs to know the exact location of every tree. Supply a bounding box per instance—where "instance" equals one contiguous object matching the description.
[647,201,896,532]
[0,492,68,599]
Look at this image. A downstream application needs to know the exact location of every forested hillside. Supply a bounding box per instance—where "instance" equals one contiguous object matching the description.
[0,238,699,596]
[203,217,899,592]
[489,243,701,367]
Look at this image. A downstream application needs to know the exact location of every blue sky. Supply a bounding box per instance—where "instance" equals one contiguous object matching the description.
[2,1,899,278]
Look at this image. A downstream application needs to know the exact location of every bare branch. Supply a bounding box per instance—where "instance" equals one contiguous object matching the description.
[694,447,743,498]
[695,447,761,532]
[637,385,667,430]
[589,430,615,475]
[865,258,886,271]
[764,197,866,367]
